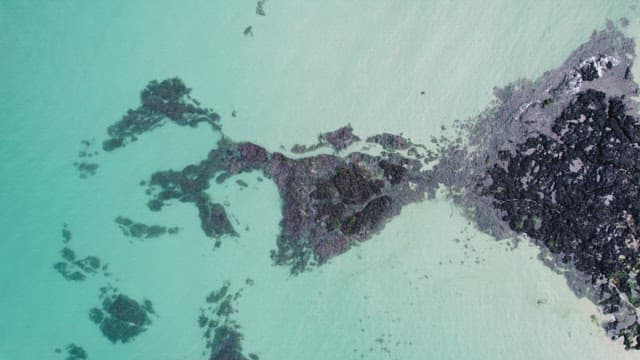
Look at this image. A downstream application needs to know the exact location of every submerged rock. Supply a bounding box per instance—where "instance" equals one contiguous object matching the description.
[90,287,154,344]
[114,216,179,240]
[58,343,88,360]
[255,0,266,16]
[102,78,221,151]
[321,125,361,151]
[366,133,412,150]
[291,125,360,153]
[74,139,100,178]
[199,281,256,360]
[61,223,72,243]
[73,161,99,179]
[52,225,106,281]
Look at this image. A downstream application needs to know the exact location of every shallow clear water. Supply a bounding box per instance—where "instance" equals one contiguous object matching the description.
[2,1,640,359]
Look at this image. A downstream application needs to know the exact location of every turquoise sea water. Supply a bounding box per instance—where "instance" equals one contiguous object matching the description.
[2,1,640,359]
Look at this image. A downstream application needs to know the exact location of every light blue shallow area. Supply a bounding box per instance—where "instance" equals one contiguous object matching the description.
[1,1,640,359]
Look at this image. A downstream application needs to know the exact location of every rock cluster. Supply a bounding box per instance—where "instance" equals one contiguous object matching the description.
[114,216,179,240]
[55,343,88,360]
[53,224,107,282]
[89,286,155,344]
[95,23,640,350]
[198,281,258,360]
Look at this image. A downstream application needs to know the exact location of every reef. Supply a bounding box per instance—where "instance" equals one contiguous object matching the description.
[55,343,88,360]
[199,281,258,360]
[102,78,221,152]
[89,286,154,344]
[53,225,107,281]
[115,216,179,240]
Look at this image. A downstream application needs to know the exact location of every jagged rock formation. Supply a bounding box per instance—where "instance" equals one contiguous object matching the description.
[96,22,640,350]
